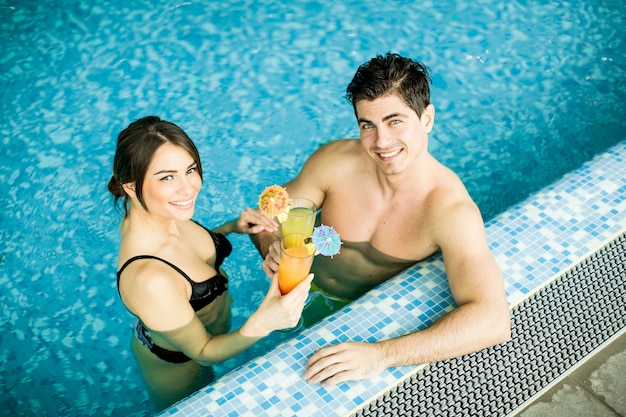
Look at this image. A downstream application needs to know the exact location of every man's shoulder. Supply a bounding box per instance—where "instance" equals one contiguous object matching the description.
[317,138,361,154]
[425,160,477,214]
[425,171,483,238]
[309,139,364,165]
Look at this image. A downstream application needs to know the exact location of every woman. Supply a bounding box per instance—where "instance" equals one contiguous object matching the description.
[108,116,312,411]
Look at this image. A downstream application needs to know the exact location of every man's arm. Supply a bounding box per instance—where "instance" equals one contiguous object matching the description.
[250,141,342,259]
[303,199,511,386]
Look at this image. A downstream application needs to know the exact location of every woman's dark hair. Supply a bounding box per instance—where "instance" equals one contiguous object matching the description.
[345,52,432,117]
[107,116,203,217]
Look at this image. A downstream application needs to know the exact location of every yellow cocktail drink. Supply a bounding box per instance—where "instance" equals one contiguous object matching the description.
[281,198,317,237]
[278,234,314,295]
[281,207,316,236]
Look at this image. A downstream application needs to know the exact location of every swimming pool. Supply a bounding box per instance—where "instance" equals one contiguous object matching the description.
[1,0,625,416]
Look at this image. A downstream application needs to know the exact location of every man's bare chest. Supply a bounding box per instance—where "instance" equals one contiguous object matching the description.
[320,194,436,260]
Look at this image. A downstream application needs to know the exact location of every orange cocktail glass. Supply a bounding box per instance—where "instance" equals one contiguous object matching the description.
[278,233,314,295]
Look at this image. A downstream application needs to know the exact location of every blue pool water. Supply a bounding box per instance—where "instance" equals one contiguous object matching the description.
[1,0,625,416]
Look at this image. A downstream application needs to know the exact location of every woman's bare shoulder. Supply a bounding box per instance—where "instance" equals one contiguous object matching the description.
[119,258,192,327]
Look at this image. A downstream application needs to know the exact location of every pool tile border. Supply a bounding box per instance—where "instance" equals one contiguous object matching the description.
[160,140,626,417]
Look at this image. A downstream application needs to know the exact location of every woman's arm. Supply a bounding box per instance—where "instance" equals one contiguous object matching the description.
[126,263,312,366]
[214,208,279,235]
[156,273,312,365]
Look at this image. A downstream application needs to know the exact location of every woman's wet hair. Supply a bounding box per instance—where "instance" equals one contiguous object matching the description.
[345,52,432,118]
[108,116,203,217]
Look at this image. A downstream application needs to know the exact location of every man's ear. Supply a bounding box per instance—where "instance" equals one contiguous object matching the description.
[122,182,136,198]
[421,104,435,133]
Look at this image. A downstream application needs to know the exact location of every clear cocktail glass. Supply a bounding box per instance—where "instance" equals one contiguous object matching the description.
[278,233,315,295]
[281,198,317,237]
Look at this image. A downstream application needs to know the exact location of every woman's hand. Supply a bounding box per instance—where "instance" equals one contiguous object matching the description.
[261,240,281,278]
[241,273,313,337]
[216,208,279,235]
[237,208,279,234]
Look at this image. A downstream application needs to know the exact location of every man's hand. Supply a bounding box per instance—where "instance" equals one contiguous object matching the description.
[302,342,388,386]
[261,240,281,278]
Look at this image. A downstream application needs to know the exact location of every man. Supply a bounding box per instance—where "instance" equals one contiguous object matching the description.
[252,53,511,386]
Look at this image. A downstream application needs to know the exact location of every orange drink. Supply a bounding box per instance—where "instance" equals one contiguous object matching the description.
[278,233,315,295]
[281,198,317,237]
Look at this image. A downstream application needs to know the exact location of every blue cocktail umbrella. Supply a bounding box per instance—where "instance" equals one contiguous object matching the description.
[311,225,342,257]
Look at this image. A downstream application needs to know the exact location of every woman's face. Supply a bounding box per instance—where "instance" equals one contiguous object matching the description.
[140,143,202,221]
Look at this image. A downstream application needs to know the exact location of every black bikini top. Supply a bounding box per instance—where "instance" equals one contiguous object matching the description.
[116,227,233,311]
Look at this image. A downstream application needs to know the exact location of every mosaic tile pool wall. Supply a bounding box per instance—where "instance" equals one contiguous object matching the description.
[160,139,626,416]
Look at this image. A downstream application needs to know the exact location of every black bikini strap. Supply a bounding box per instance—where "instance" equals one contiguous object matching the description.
[117,255,194,284]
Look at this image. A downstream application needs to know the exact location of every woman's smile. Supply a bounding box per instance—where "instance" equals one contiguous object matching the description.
[169,198,194,209]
